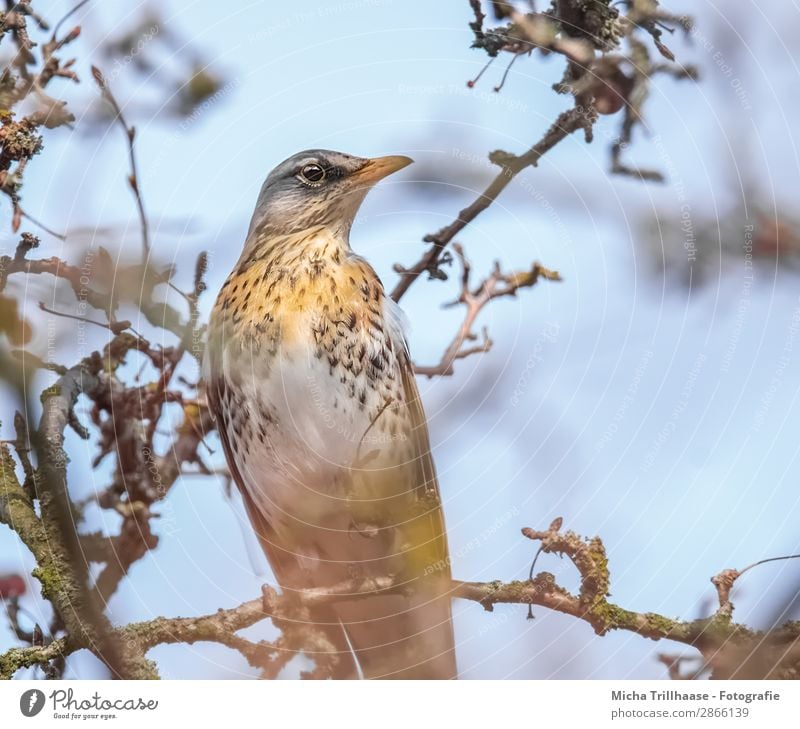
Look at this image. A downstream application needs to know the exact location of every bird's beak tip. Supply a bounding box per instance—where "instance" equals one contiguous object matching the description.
[357,154,414,182]
[388,154,414,170]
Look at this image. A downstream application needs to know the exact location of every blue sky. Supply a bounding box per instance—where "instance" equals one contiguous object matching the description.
[2,0,800,679]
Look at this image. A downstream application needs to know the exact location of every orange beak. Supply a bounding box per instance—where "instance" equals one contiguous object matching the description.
[353,155,413,184]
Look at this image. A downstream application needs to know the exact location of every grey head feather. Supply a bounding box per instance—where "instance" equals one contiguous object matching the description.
[246,149,370,241]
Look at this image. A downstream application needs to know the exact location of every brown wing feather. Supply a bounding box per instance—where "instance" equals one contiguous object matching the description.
[330,349,456,679]
[399,349,450,568]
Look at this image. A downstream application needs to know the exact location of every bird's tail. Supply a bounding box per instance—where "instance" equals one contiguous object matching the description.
[334,588,457,679]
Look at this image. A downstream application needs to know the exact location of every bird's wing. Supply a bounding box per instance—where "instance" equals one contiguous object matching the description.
[397,343,451,571]
[329,313,457,679]
[384,294,451,574]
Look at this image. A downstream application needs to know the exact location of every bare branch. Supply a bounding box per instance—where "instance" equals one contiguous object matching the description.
[414,244,561,377]
[392,106,594,302]
[5,516,798,680]
[91,66,150,259]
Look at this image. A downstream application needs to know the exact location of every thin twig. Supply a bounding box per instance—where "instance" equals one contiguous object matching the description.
[18,206,66,240]
[738,554,800,579]
[91,66,150,259]
[52,0,90,41]
[37,301,129,334]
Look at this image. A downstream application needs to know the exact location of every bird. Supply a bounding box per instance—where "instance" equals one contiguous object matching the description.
[204,149,457,679]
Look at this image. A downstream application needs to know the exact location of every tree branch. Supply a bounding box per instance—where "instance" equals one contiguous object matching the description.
[5,516,796,680]
[391,105,595,302]
[414,243,561,376]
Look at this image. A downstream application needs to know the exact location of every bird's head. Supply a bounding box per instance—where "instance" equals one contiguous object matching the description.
[246,149,413,241]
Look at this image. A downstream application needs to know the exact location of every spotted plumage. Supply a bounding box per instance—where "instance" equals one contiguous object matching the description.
[204,150,456,679]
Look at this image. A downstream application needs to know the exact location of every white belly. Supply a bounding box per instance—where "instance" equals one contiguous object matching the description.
[222,318,389,534]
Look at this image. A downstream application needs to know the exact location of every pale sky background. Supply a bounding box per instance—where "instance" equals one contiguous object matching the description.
[2,0,800,679]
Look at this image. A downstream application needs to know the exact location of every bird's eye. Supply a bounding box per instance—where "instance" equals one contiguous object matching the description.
[299,163,326,184]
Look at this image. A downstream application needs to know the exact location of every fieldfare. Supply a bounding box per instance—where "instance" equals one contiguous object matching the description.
[204,150,456,679]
